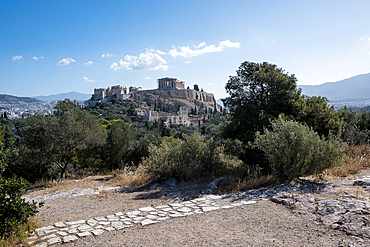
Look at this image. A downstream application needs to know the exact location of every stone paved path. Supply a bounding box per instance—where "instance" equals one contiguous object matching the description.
[28,185,290,246]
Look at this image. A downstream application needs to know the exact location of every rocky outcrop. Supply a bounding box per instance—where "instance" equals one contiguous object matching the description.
[130,89,222,113]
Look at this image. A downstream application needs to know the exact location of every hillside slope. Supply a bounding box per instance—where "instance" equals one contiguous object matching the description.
[299,72,370,100]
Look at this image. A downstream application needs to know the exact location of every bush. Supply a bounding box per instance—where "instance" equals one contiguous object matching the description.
[0,128,41,239]
[143,134,244,181]
[253,118,345,180]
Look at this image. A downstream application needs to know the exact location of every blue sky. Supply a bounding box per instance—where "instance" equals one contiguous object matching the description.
[1,0,370,99]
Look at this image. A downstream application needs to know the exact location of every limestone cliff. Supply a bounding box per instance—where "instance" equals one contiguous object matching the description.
[130,89,222,114]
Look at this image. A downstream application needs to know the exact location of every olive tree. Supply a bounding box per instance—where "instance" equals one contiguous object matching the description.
[22,100,107,179]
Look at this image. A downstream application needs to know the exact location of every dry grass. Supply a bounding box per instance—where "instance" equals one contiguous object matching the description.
[106,168,151,188]
[322,145,370,178]
[0,216,40,247]
[219,175,280,194]
[28,178,95,197]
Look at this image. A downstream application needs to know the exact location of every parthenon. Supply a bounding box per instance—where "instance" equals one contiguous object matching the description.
[158,77,185,90]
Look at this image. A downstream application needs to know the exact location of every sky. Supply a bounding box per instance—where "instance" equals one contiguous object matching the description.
[1,0,370,99]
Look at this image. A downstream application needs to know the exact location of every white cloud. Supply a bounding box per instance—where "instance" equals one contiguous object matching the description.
[12,55,22,61]
[32,56,45,60]
[196,42,207,48]
[185,61,191,64]
[82,77,95,82]
[57,57,76,66]
[110,49,168,71]
[101,53,114,58]
[84,61,94,66]
[208,83,213,85]
[142,76,151,80]
[360,37,364,40]
[296,74,305,79]
[169,40,241,58]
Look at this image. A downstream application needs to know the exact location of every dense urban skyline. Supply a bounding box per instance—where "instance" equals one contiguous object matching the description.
[1,1,370,99]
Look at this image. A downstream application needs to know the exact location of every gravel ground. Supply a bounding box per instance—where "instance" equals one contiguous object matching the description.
[52,200,365,247]
[26,175,370,246]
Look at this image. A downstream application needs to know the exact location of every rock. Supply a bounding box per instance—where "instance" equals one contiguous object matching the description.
[87,218,98,226]
[164,178,176,187]
[63,235,79,243]
[77,231,92,237]
[150,183,160,190]
[105,227,116,231]
[202,206,220,212]
[201,177,225,194]
[317,200,345,215]
[321,214,342,227]
[54,222,66,227]
[57,231,68,236]
[354,179,370,187]
[78,224,93,232]
[92,229,105,236]
[47,237,62,245]
[271,192,294,205]
[177,207,192,213]
[34,242,47,247]
[139,206,156,212]
[111,221,124,228]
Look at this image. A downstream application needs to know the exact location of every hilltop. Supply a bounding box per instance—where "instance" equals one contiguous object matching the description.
[299,72,370,107]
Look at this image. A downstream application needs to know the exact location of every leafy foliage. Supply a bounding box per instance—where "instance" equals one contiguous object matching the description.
[21,101,107,179]
[0,128,41,239]
[253,118,345,180]
[222,61,301,143]
[143,133,244,181]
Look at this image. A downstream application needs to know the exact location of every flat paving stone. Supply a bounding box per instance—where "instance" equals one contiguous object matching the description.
[177,207,192,212]
[202,206,220,212]
[47,237,62,245]
[57,231,68,236]
[141,219,159,225]
[98,221,111,226]
[95,217,106,221]
[54,222,66,227]
[139,206,156,212]
[92,229,105,236]
[78,224,93,231]
[87,218,98,226]
[105,227,115,231]
[77,231,92,238]
[111,221,124,228]
[63,235,78,243]
[34,242,47,247]
[68,228,78,234]
[242,200,257,205]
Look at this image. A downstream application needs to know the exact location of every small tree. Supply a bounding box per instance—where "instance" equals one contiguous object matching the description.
[194,84,199,91]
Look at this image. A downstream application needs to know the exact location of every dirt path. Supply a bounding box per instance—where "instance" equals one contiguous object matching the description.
[25,174,370,246]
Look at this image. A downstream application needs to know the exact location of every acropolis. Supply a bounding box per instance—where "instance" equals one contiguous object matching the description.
[87,77,222,125]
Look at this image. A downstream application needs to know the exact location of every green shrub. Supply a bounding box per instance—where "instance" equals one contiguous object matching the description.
[253,118,345,180]
[143,134,244,181]
[0,128,42,239]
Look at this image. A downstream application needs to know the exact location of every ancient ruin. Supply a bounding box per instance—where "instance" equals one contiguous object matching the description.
[143,106,191,127]
[158,77,185,90]
[87,77,222,126]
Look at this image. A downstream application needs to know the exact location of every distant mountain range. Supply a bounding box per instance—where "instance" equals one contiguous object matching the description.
[298,72,370,100]
[0,94,40,102]
[33,91,91,101]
